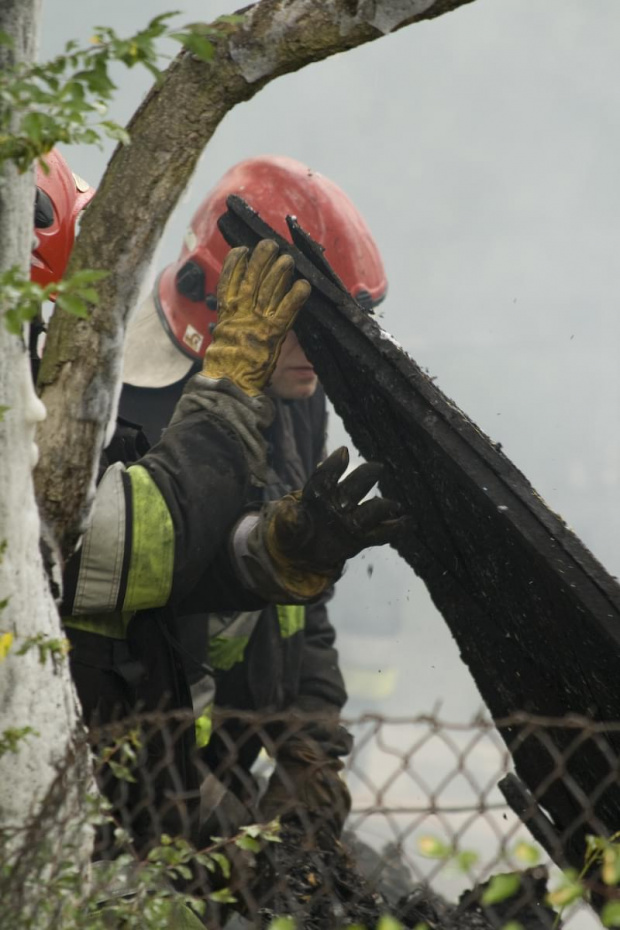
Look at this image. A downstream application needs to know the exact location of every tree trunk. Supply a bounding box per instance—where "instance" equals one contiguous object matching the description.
[0,1,93,918]
[34,0,477,562]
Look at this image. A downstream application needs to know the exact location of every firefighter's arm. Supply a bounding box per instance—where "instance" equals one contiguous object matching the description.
[230,446,405,603]
[62,421,255,615]
[63,240,310,615]
[258,595,352,839]
[260,692,353,840]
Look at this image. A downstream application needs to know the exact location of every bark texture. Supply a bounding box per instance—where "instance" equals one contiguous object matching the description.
[0,0,93,901]
[34,0,476,561]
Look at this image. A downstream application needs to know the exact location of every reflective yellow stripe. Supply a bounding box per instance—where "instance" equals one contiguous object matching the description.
[209,635,250,671]
[123,465,174,612]
[277,604,305,639]
[63,611,132,639]
[195,704,213,748]
[208,607,305,673]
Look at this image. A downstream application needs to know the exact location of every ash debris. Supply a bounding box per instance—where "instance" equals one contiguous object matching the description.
[250,825,559,930]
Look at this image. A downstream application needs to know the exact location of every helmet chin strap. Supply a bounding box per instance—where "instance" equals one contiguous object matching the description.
[123,291,194,389]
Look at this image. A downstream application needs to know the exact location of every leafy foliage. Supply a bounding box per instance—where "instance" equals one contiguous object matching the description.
[0,13,241,171]
[481,872,521,906]
[0,723,284,929]
[15,630,71,664]
[0,726,38,758]
[1,811,284,929]
[99,727,142,784]
[0,266,107,334]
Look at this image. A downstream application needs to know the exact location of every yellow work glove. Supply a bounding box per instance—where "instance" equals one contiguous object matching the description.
[202,239,311,396]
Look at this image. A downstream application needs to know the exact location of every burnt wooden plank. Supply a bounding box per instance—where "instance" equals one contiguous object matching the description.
[219,196,620,869]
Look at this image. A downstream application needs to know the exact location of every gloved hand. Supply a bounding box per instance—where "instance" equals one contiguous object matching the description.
[202,239,311,396]
[263,446,404,599]
[260,734,352,840]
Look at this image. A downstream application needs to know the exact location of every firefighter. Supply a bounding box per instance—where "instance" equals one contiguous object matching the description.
[32,151,402,853]
[32,149,96,288]
[30,148,96,378]
[120,156,389,843]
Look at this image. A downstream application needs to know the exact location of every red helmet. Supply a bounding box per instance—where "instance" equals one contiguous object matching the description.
[31,149,96,288]
[155,156,387,360]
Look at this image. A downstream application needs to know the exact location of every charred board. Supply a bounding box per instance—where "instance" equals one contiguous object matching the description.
[219,196,620,871]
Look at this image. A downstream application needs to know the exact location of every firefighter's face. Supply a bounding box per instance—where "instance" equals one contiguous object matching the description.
[268,330,318,400]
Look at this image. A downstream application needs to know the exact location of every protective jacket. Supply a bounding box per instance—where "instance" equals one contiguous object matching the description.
[62,376,270,852]
[119,378,349,810]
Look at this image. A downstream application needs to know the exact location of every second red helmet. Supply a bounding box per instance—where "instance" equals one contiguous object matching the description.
[32,149,96,289]
[155,155,387,361]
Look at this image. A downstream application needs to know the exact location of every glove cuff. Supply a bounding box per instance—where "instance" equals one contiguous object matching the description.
[230,508,339,602]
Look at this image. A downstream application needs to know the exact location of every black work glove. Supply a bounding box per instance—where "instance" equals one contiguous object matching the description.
[263,446,404,599]
[260,736,352,841]
[260,704,353,841]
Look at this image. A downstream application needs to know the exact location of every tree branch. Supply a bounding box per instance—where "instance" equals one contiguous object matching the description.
[35,0,476,560]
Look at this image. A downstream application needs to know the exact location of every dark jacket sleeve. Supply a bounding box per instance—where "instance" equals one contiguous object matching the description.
[63,407,265,617]
[140,411,252,602]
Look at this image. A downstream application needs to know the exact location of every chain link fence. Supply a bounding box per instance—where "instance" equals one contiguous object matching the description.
[5,710,620,929]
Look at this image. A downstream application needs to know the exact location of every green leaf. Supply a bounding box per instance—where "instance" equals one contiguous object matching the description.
[602,901,620,927]
[456,850,479,872]
[101,120,131,145]
[513,841,540,866]
[603,844,620,886]
[268,918,296,930]
[145,11,182,35]
[3,307,27,334]
[0,30,15,48]
[209,888,237,904]
[417,835,453,860]
[78,288,100,304]
[55,292,91,318]
[21,111,44,144]
[0,726,38,757]
[107,760,136,783]
[235,835,260,853]
[171,32,215,63]
[67,269,108,285]
[188,897,206,917]
[0,406,9,421]
[210,851,231,879]
[377,917,404,930]
[215,14,245,25]
[546,872,584,908]
[481,873,521,905]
